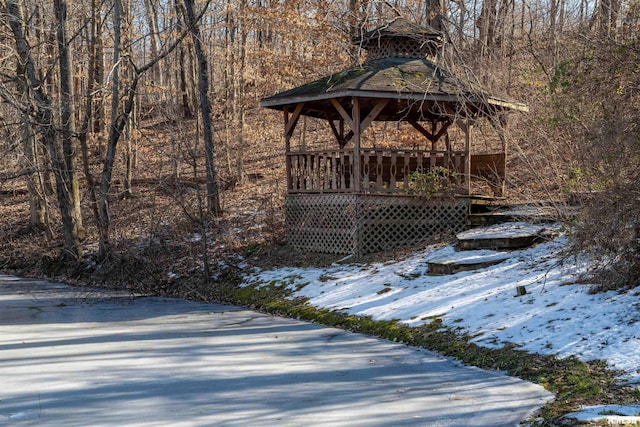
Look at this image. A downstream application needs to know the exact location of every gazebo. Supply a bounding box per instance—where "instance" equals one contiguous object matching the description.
[260,17,527,256]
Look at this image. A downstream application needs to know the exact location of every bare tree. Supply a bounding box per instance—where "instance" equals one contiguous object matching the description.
[181,0,221,217]
[54,0,84,240]
[3,0,82,257]
[96,0,196,258]
[15,61,48,231]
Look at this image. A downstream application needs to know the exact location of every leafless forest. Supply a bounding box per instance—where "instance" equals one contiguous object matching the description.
[0,0,638,289]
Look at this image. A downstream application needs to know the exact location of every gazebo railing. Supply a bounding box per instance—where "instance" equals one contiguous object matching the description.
[286,148,470,194]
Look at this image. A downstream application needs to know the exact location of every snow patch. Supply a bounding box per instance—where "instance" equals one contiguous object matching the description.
[456,221,558,240]
[564,404,640,423]
[246,224,640,385]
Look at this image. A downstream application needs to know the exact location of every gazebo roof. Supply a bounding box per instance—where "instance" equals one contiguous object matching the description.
[260,17,527,123]
[260,56,528,122]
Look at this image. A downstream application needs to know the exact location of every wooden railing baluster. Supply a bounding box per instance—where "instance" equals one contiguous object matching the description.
[390,152,397,190]
[285,148,483,195]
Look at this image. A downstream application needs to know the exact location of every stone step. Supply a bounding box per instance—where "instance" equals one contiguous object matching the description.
[468,211,555,227]
[467,204,579,227]
[427,250,510,275]
[456,222,558,251]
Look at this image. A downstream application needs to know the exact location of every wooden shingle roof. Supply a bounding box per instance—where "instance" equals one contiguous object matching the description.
[260,18,527,121]
[260,56,527,120]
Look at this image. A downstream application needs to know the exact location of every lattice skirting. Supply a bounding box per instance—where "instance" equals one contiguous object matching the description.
[285,194,469,256]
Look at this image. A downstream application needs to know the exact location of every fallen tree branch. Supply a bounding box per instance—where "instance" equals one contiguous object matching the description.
[0,167,48,182]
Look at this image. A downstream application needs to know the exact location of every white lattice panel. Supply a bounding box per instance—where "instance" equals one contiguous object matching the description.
[286,194,468,256]
[285,194,358,254]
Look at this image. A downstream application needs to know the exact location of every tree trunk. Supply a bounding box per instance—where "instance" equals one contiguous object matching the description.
[21,113,47,229]
[93,9,105,139]
[54,0,84,240]
[233,0,248,183]
[4,0,81,258]
[121,0,135,199]
[16,60,47,231]
[175,0,193,119]
[425,0,445,32]
[182,0,221,217]
[478,0,498,57]
[143,0,161,85]
[349,0,364,63]
[224,0,235,178]
[98,0,124,257]
[97,0,194,257]
[78,0,103,231]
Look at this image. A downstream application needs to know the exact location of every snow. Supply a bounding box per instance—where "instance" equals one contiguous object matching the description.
[456,221,558,240]
[428,249,510,266]
[245,224,640,387]
[564,404,640,423]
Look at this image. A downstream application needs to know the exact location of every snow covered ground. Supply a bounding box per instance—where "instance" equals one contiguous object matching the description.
[564,404,640,424]
[245,222,640,418]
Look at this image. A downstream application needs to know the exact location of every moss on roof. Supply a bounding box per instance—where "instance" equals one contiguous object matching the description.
[263,57,485,102]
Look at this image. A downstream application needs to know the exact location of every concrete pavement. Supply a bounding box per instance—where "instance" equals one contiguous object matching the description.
[0,274,552,426]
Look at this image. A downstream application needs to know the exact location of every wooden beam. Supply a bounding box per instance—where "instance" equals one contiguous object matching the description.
[408,118,436,143]
[283,108,290,151]
[327,118,343,146]
[359,99,390,134]
[284,102,305,139]
[327,118,350,149]
[430,120,437,150]
[484,113,509,197]
[344,130,355,143]
[330,99,354,130]
[332,99,390,147]
[487,97,529,112]
[433,119,452,142]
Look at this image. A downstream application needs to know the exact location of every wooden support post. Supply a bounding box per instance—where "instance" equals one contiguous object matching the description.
[431,120,437,150]
[463,119,472,196]
[284,107,292,191]
[409,118,451,147]
[352,97,361,192]
[408,118,435,143]
[284,103,304,191]
[329,99,387,149]
[498,117,508,197]
[360,99,389,132]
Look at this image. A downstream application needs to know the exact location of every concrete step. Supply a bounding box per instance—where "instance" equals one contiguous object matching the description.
[427,250,510,275]
[467,204,579,227]
[456,222,558,251]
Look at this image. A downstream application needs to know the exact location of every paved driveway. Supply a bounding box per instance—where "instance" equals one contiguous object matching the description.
[0,275,552,426]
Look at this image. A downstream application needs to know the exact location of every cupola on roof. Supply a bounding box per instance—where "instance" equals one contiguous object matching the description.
[353,17,443,61]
